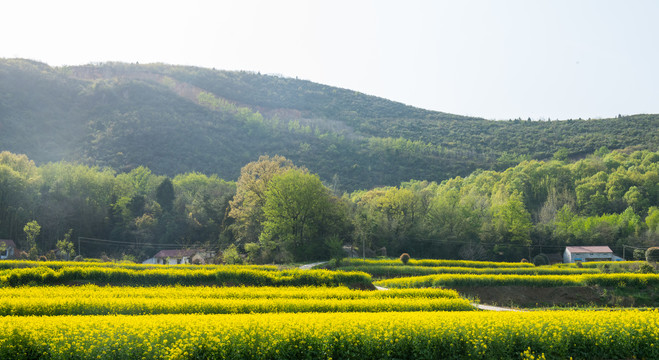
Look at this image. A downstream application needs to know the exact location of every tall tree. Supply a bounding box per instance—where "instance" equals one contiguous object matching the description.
[24,220,41,259]
[487,190,533,260]
[228,155,296,245]
[260,169,348,262]
[0,152,39,240]
[156,178,175,212]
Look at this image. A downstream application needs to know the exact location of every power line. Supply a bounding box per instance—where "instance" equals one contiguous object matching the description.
[77,237,218,256]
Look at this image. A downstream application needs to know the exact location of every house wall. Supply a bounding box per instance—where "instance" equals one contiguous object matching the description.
[564,250,622,263]
[162,257,190,265]
[0,247,14,260]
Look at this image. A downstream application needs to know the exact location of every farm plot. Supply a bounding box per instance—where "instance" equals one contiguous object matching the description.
[2,259,654,359]
[0,285,474,315]
[0,264,372,287]
[2,310,658,359]
[337,264,600,278]
[375,273,659,289]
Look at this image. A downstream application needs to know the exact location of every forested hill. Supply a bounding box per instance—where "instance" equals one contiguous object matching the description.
[1,58,658,191]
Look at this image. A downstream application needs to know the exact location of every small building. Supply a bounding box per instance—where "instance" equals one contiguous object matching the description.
[143,249,215,265]
[563,246,623,263]
[0,240,17,260]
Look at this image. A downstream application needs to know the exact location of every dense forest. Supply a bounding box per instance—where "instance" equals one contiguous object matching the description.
[1,148,658,262]
[1,59,658,191]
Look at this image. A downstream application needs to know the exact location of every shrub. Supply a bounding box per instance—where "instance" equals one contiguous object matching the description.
[399,253,410,265]
[222,244,243,265]
[639,263,655,274]
[520,258,528,263]
[327,258,342,269]
[645,247,659,262]
[73,255,84,262]
[633,249,646,261]
[191,254,205,265]
[38,256,48,262]
[532,254,549,266]
[576,261,583,268]
[46,250,57,261]
[244,242,262,264]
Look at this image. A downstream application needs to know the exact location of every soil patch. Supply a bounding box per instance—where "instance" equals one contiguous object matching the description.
[451,286,605,308]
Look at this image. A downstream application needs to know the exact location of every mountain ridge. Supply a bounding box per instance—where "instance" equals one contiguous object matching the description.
[1,58,657,191]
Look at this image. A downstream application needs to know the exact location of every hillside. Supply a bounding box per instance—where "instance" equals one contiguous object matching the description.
[1,58,657,191]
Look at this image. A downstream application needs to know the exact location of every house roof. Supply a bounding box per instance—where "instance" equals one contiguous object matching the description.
[565,246,612,254]
[0,240,17,248]
[153,249,198,258]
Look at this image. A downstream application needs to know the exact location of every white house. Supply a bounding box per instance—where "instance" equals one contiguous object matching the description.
[563,246,623,263]
[0,240,17,260]
[143,249,215,265]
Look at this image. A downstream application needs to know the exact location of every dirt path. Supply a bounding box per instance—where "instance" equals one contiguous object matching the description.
[299,262,327,270]
[471,303,523,311]
[374,284,518,311]
[299,264,521,311]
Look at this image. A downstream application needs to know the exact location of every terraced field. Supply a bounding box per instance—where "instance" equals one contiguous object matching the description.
[0,259,654,359]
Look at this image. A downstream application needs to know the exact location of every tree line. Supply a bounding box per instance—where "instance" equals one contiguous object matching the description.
[1,147,658,263]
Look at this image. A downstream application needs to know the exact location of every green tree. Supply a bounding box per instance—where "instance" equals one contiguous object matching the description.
[244,242,262,264]
[228,155,296,245]
[222,244,243,265]
[260,169,347,262]
[427,186,483,257]
[37,162,116,253]
[24,220,41,260]
[0,152,39,241]
[56,229,75,260]
[489,190,532,260]
[552,148,569,162]
[173,172,236,244]
[156,178,175,212]
[647,207,659,233]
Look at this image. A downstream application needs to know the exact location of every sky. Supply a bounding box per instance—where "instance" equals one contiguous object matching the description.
[1,0,658,120]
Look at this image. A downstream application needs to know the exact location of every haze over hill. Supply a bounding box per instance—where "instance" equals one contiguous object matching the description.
[1,58,657,191]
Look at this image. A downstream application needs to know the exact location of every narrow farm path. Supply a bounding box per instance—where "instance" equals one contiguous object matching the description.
[299,262,521,311]
[471,303,523,311]
[299,262,327,270]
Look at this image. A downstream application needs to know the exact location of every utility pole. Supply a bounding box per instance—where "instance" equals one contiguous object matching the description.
[362,237,365,263]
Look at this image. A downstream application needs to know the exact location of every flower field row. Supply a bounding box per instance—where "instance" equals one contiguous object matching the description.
[0,260,279,271]
[0,285,473,315]
[337,264,599,278]
[0,265,372,287]
[343,258,535,268]
[2,310,658,359]
[0,284,460,300]
[376,272,659,288]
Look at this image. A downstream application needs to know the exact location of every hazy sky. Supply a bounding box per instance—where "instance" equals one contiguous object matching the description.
[2,0,657,120]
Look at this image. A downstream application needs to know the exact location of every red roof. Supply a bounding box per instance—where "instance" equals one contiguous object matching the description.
[0,240,17,249]
[153,249,198,258]
[565,246,612,253]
